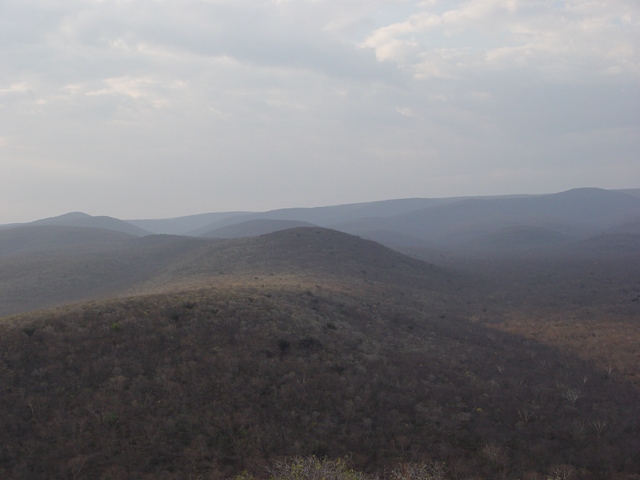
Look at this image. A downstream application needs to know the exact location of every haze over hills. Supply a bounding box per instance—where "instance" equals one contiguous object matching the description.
[1,187,639,316]
[3,212,151,236]
[4,188,640,253]
[1,224,639,479]
[331,188,640,251]
[1,187,640,478]
[127,211,252,235]
[0,187,638,312]
[0,233,209,316]
[181,197,465,236]
[0,227,452,317]
[183,188,640,246]
[130,187,640,253]
[0,225,135,257]
[201,219,317,238]
[619,188,640,199]
[187,187,637,256]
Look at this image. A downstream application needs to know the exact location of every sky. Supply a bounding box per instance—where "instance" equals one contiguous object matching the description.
[1,0,639,223]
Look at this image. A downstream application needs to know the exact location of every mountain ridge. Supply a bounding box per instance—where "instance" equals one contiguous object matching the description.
[17,212,151,236]
[4,188,640,247]
[1,189,639,479]
[0,227,453,317]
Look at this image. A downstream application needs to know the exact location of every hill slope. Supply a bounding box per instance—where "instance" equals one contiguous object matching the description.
[185,198,459,236]
[128,211,252,235]
[0,225,135,257]
[0,216,639,479]
[29,212,151,236]
[201,219,317,238]
[1,283,638,479]
[0,228,452,316]
[6,188,640,251]
[0,234,209,316]
[333,188,640,250]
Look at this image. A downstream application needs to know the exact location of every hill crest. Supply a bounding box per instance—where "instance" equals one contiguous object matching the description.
[28,212,150,236]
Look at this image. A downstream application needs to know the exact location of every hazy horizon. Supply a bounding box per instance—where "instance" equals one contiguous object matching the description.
[2,0,639,224]
[2,185,640,225]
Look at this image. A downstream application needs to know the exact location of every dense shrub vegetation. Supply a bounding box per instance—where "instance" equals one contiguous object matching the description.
[1,281,638,479]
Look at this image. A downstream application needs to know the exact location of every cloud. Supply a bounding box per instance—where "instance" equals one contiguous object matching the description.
[0,0,638,222]
[363,0,640,81]
[9,0,399,83]
[0,83,31,94]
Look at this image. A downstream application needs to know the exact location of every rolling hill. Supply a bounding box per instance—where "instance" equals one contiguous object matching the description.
[201,219,317,238]
[0,225,135,257]
[0,227,453,317]
[28,212,151,236]
[1,189,640,479]
[331,188,640,250]
[1,264,638,479]
[127,211,252,235]
[0,233,209,316]
[5,188,640,252]
[183,197,461,237]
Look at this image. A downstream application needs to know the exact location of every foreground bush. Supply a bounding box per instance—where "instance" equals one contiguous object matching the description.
[236,456,446,480]
[239,457,588,480]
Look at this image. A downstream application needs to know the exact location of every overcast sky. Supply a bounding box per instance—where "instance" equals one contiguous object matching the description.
[1,0,639,222]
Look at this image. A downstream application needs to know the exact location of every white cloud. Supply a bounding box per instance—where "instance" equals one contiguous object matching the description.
[397,106,414,116]
[0,83,31,94]
[363,0,640,81]
[0,0,638,222]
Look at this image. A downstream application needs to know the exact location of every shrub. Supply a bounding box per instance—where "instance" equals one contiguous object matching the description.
[389,462,446,480]
[263,457,447,480]
[268,456,367,480]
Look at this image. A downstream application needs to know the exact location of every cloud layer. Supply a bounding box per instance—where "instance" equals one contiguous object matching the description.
[1,0,639,221]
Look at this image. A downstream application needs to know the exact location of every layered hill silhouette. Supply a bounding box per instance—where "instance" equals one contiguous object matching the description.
[0,227,452,317]
[331,188,640,251]
[128,211,251,235]
[201,219,317,238]
[1,188,640,479]
[126,187,640,254]
[6,188,640,254]
[0,225,134,257]
[28,212,151,236]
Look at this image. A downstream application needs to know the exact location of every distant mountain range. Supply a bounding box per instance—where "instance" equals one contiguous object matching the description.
[28,211,150,236]
[3,187,640,254]
[1,186,639,316]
